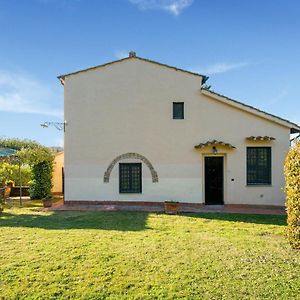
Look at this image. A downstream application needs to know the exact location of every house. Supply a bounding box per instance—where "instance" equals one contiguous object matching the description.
[52,151,64,196]
[58,52,300,207]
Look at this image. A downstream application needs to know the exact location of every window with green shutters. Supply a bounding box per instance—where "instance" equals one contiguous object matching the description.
[119,163,142,193]
[247,147,271,185]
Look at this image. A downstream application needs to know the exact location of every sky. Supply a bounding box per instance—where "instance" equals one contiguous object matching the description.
[0,0,300,146]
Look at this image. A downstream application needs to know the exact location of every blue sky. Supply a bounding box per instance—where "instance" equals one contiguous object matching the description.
[0,0,300,146]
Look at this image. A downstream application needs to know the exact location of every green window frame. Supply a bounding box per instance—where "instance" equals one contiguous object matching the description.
[247,147,271,185]
[119,163,142,193]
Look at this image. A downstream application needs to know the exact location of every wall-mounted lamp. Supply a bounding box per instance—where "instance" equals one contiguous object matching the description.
[40,121,67,132]
[212,146,218,155]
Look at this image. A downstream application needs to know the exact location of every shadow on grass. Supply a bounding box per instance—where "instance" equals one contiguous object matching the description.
[182,212,287,226]
[0,206,286,231]
[0,211,150,231]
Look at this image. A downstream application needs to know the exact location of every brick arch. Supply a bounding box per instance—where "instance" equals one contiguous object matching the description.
[103,152,158,183]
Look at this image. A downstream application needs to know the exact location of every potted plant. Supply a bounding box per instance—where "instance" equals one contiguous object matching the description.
[164,200,180,214]
[4,180,14,199]
[42,195,53,208]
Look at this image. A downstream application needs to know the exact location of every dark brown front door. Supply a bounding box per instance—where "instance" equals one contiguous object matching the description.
[205,157,224,205]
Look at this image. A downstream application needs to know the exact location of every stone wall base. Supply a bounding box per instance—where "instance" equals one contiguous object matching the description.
[64,200,284,210]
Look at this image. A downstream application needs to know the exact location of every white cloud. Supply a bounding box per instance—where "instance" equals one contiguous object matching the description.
[192,62,251,75]
[0,70,63,117]
[129,0,194,16]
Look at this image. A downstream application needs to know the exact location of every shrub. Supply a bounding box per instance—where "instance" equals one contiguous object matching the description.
[284,142,300,249]
[0,138,54,199]
[0,162,32,186]
[30,161,53,199]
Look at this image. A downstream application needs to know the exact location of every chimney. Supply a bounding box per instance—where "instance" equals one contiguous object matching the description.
[129,51,136,58]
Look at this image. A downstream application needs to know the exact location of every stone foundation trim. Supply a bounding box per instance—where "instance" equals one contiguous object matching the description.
[64,201,284,209]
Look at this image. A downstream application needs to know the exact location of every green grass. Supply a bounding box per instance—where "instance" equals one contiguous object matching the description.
[0,202,299,299]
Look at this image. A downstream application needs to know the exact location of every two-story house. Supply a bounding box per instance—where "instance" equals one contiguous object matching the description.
[58,52,300,207]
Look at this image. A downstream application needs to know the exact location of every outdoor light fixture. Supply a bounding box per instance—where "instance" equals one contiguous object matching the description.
[212,146,218,155]
[40,121,67,131]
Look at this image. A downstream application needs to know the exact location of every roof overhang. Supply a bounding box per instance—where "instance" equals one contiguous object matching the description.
[201,89,300,133]
[195,140,236,149]
[57,56,208,86]
[246,136,276,141]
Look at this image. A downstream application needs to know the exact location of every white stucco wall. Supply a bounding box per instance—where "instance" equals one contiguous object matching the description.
[63,58,291,206]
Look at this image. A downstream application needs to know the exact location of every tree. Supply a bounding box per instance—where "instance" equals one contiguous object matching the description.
[30,161,53,199]
[0,138,54,199]
[0,162,32,186]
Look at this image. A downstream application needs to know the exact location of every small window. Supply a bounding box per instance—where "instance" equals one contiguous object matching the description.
[247,147,271,185]
[119,163,142,193]
[173,102,184,119]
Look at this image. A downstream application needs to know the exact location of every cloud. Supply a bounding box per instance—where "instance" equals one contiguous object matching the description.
[192,62,251,75]
[129,0,194,16]
[0,70,63,117]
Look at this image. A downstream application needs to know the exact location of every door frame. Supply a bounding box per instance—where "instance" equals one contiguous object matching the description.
[202,154,226,205]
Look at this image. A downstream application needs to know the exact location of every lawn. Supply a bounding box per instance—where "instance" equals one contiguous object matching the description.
[0,202,299,299]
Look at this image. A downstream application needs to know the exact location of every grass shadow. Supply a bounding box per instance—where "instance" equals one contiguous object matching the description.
[0,210,150,231]
[181,212,287,226]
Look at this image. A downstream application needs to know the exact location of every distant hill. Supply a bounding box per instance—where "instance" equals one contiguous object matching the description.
[48,147,64,153]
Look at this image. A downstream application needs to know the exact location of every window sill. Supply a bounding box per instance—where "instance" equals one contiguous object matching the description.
[119,192,142,194]
[246,184,272,187]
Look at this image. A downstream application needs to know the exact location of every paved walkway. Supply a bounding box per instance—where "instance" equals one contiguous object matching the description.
[47,201,286,215]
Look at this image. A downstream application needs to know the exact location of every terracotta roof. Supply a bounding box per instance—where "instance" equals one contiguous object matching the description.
[195,140,236,149]
[246,136,276,141]
[201,88,300,133]
[58,56,208,83]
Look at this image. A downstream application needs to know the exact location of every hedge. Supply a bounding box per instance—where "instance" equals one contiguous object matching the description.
[284,142,300,249]
[30,161,53,199]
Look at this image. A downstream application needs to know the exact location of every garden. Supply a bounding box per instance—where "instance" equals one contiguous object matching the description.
[0,204,299,299]
[0,138,54,211]
[0,140,299,299]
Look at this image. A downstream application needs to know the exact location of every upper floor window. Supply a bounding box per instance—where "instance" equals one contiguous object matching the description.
[173,102,184,119]
[247,147,271,185]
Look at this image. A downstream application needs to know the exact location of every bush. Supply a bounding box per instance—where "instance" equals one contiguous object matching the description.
[0,162,32,186]
[0,138,54,200]
[284,142,300,249]
[0,138,41,150]
[30,161,53,199]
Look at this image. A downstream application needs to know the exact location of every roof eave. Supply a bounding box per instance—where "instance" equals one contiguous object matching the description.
[291,128,300,134]
[201,88,300,133]
[57,56,207,84]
